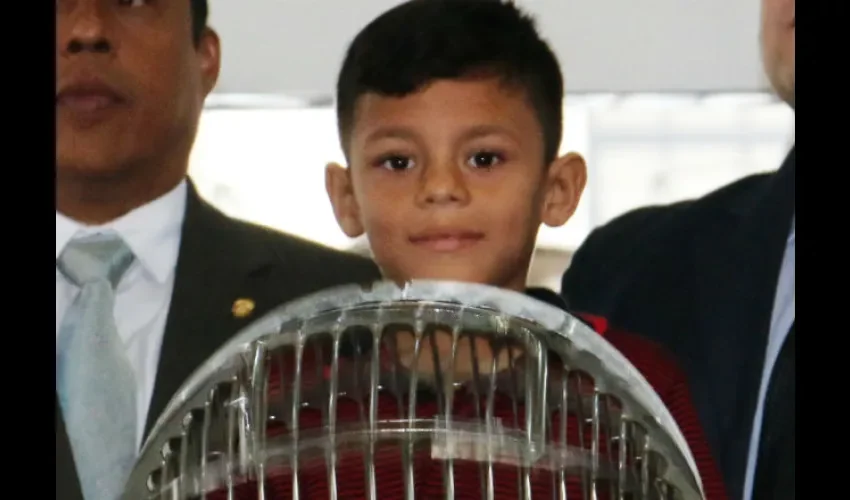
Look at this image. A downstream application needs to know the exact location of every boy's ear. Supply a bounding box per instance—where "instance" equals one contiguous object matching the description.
[540,152,587,228]
[325,162,366,238]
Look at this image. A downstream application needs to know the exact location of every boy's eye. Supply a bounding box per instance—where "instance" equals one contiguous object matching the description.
[118,0,148,6]
[467,151,503,169]
[379,155,415,171]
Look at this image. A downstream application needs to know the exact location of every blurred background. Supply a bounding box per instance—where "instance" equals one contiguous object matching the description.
[188,0,795,291]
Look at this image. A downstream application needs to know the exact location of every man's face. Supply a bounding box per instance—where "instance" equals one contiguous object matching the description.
[328,77,585,292]
[760,0,795,108]
[56,0,219,180]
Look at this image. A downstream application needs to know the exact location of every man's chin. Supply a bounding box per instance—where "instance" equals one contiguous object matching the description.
[777,81,794,110]
[766,67,794,111]
[56,155,132,181]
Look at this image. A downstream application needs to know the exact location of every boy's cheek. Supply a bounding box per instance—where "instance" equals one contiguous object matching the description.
[363,215,414,263]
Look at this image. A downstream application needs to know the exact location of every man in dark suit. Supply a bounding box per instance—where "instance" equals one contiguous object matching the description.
[561,1,794,499]
[55,2,379,499]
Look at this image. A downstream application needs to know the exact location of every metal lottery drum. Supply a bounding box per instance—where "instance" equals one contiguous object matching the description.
[123,281,705,500]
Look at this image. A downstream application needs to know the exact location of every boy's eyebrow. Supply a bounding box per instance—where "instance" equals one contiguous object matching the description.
[364,126,418,144]
[364,124,517,144]
[458,124,517,142]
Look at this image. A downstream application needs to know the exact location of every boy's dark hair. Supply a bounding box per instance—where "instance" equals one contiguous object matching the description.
[336,0,564,163]
[190,0,209,45]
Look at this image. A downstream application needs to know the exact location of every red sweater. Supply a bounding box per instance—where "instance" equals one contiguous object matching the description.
[201,311,727,500]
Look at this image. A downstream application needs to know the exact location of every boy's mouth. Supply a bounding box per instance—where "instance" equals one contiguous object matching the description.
[409,230,485,252]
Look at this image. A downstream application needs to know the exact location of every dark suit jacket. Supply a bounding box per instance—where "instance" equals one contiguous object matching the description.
[561,147,795,499]
[56,180,381,500]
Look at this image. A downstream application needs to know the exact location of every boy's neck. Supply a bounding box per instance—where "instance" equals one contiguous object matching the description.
[388,277,530,293]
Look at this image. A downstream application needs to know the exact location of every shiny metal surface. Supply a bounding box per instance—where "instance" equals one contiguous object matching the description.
[124,280,704,499]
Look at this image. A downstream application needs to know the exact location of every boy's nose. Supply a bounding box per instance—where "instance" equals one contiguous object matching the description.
[415,164,471,207]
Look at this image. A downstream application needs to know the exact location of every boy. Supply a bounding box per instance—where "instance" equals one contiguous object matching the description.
[202,2,725,499]
[323,1,727,499]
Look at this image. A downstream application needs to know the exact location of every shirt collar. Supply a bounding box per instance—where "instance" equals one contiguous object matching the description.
[55,180,188,284]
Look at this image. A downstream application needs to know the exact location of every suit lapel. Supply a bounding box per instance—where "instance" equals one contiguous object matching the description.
[57,181,282,499]
[690,147,795,498]
[143,181,277,437]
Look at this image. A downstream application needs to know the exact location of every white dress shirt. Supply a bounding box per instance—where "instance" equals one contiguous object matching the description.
[56,180,187,451]
[742,216,795,500]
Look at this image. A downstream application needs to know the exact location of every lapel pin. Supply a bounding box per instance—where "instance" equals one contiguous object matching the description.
[232,298,256,319]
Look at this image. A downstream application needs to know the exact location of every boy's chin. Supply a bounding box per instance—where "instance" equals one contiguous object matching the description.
[394,265,509,290]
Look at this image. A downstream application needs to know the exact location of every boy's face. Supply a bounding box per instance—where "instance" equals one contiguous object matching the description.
[327,77,586,291]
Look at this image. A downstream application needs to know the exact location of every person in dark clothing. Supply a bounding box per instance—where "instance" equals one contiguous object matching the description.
[56,2,379,499]
[561,1,795,498]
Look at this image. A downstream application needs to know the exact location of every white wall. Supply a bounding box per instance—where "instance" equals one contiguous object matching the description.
[207,0,767,100]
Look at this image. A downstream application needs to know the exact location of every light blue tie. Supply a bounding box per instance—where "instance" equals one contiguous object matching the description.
[56,234,137,500]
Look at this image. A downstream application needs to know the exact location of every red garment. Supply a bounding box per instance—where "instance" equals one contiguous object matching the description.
[204,313,727,499]
[578,313,727,500]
